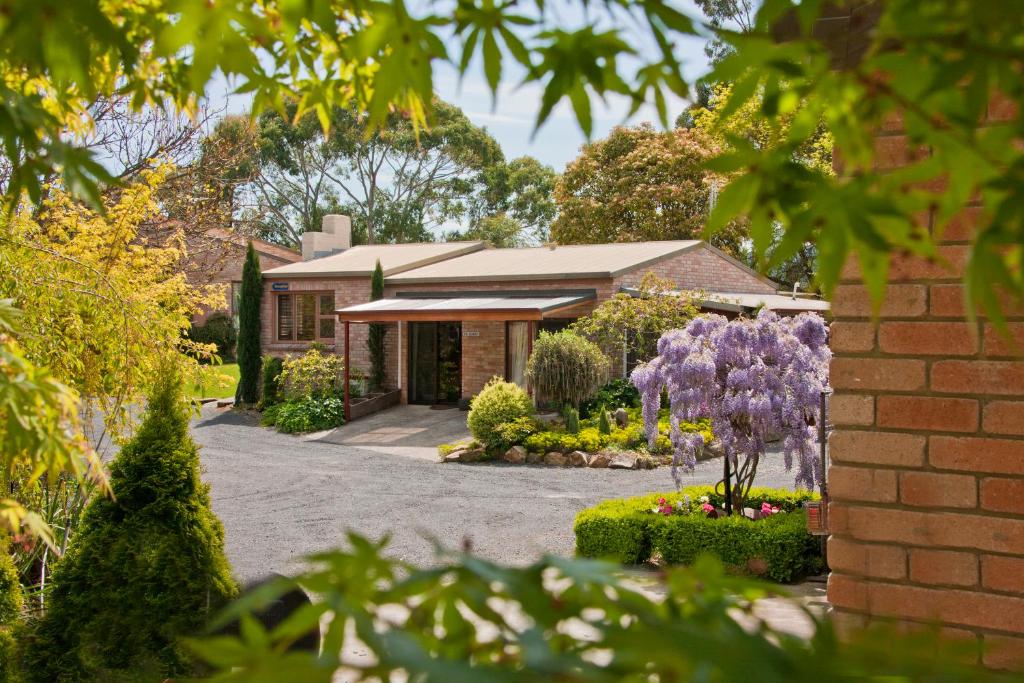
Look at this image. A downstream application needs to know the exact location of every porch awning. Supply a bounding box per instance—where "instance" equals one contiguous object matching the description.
[336,291,596,322]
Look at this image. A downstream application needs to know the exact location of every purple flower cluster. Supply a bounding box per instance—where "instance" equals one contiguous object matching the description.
[630,310,831,491]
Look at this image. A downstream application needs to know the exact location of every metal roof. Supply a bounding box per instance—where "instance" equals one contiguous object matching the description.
[337,291,596,322]
[262,241,486,278]
[386,240,703,283]
[620,287,830,314]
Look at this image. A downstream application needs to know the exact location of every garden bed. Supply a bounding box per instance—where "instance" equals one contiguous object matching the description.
[349,388,401,420]
[574,486,822,582]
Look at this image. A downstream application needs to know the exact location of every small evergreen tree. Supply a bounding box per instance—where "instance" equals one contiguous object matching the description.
[235,242,262,405]
[25,372,237,681]
[368,259,387,391]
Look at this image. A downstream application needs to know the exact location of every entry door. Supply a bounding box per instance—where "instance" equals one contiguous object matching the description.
[409,322,461,404]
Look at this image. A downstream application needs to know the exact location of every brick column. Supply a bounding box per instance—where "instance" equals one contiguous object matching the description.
[826,98,1024,670]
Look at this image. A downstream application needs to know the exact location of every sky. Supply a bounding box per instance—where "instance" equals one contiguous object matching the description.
[213,2,714,173]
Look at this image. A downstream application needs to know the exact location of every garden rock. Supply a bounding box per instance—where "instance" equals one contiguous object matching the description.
[635,454,657,470]
[614,408,629,428]
[567,450,589,467]
[443,450,465,463]
[608,452,637,470]
[588,452,611,468]
[543,451,567,466]
[460,448,485,463]
[502,445,527,464]
[526,451,543,464]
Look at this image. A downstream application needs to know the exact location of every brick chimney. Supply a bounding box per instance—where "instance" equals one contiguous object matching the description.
[302,214,352,260]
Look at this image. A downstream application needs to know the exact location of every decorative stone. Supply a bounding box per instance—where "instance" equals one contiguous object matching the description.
[443,449,466,463]
[588,452,611,468]
[635,454,656,470]
[701,440,724,460]
[543,451,566,466]
[608,452,637,470]
[502,445,527,464]
[526,451,544,464]
[567,450,589,467]
[460,448,484,463]
[614,407,629,428]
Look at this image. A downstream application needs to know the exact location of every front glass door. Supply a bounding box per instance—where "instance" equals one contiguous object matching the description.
[409,322,461,404]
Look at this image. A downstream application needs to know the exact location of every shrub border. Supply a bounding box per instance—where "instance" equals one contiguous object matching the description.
[573,486,822,582]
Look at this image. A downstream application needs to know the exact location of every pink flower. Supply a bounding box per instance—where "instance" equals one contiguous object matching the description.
[702,503,714,513]
[761,502,780,516]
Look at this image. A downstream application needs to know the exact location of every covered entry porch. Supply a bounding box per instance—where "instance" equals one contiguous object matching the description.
[336,290,596,420]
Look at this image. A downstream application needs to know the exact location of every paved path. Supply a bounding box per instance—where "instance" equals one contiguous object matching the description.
[194,404,802,584]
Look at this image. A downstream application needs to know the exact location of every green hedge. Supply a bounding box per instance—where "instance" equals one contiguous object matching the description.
[574,486,822,583]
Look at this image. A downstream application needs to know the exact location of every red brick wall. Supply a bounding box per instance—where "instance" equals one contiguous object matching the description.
[826,99,1024,669]
[614,244,776,294]
[191,242,297,325]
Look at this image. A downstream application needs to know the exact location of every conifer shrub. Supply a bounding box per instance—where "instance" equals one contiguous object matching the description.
[0,541,21,683]
[24,372,237,681]
[235,242,262,405]
[259,355,284,408]
[368,259,387,391]
[467,378,534,450]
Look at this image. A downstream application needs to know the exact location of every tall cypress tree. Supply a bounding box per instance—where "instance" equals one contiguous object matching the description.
[368,259,386,391]
[25,372,236,681]
[235,242,262,405]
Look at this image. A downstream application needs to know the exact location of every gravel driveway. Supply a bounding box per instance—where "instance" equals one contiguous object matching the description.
[194,405,802,583]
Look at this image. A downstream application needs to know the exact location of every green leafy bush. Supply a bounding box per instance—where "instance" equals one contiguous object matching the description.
[467,377,534,450]
[526,330,608,408]
[259,355,283,408]
[279,347,345,400]
[262,396,345,434]
[0,540,20,683]
[580,378,640,417]
[24,372,236,681]
[188,312,237,361]
[574,486,821,582]
[493,417,537,451]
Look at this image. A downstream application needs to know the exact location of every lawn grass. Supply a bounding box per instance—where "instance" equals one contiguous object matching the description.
[187,363,240,400]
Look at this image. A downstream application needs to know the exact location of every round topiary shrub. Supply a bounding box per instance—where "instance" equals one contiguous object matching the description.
[527,330,608,409]
[467,377,534,451]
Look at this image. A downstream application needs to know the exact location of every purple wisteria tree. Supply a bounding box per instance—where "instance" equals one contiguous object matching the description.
[631,311,831,513]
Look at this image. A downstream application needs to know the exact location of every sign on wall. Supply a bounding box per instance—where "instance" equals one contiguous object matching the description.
[271,282,289,291]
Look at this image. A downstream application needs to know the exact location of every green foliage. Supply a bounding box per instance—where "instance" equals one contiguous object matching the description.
[580,378,640,417]
[466,378,534,451]
[527,330,608,409]
[572,273,700,367]
[552,125,747,255]
[368,260,386,391]
[259,356,284,409]
[492,417,537,452]
[24,372,236,681]
[187,312,237,362]
[574,487,820,581]
[278,348,345,401]
[261,396,346,434]
[597,409,611,435]
[523,427,607,454]
[0,546,20,627]
[192,534,994,682]
[562,406,580,434]
[0,626,16,683]
[235,243,262,406]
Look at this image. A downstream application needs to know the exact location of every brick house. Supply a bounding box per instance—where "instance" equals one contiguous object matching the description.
[262,215,828,413]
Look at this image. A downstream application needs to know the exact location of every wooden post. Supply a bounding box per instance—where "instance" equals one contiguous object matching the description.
[343,320,351,422]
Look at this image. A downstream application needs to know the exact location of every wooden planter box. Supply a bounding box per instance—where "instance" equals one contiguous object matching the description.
[349,389,401,421]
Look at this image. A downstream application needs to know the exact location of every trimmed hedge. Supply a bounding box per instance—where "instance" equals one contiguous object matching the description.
[574,486,822,583]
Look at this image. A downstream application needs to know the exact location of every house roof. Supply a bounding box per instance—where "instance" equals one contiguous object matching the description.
[263,241,486,278]
[620,286,830,314]
[337,291,596,322]
[386,240,704,284]
[204,228,300,263]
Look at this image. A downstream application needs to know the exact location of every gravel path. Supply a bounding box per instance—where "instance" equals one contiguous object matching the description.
[194,405,800,583]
